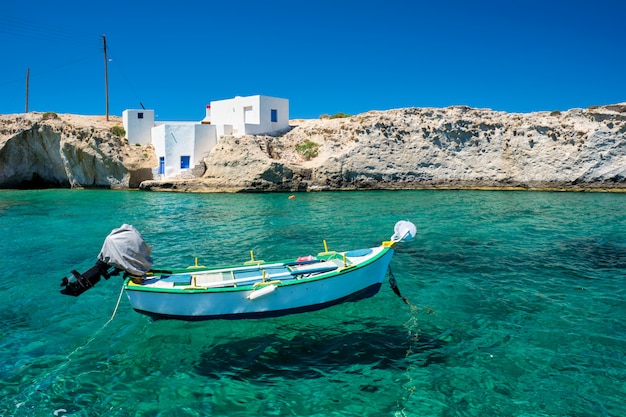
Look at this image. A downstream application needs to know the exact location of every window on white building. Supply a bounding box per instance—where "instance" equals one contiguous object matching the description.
[138,112,144,119]
[271,109,278,122]
[180,156,190,169]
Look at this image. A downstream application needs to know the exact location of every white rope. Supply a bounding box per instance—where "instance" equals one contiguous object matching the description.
[65,283,125,359]
[107,282,126,323]
[17,284,126,412]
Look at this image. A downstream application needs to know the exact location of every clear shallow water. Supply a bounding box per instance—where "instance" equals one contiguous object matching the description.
[0,189,624,416]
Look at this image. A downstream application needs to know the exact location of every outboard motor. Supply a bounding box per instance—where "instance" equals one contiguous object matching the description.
[60,224,153,296]
[60,260,121,296]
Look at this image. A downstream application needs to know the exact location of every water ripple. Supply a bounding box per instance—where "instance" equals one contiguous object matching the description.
[0,190,625,416]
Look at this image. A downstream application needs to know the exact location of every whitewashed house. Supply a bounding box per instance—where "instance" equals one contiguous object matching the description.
[122,109,154,145]
[203,95,290,137]
[151,123,217,178]
[123,95,289,179]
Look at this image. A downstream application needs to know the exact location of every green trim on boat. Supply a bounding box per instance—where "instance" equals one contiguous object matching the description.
[124,246,393,294]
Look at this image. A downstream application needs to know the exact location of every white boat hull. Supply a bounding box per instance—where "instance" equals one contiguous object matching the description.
[124,246,394,320]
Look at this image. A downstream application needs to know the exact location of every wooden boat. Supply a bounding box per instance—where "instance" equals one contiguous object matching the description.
[60,221,416,321]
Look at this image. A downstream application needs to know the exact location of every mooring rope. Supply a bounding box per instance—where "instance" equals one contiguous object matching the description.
[388,265,417,308]
[107,281,126,323]
[17,284,126,413]
[388,265,422,417]
[65,283,125,355]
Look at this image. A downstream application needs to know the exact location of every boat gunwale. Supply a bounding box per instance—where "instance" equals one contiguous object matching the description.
[123,245,393,294]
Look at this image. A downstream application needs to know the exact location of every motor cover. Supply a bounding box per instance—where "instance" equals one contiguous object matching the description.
[98,224,153,276]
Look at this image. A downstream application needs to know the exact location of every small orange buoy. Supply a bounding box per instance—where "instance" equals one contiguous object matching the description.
[288,195,296,199]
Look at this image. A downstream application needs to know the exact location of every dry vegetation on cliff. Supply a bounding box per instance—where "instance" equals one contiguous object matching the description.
[2,105,625,192]
[143,104,626,192]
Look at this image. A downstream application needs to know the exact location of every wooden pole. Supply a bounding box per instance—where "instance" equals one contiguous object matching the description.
[103,35,109,121]
[25,67,30,113]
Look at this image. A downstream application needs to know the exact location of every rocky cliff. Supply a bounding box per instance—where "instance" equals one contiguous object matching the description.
[0,112,156,188]
[2,105,625,192]
[141,104,626,192]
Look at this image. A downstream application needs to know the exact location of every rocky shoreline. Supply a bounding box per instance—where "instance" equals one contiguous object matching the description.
[1,104,625,192]
[0,113,155,189]
[141,104,626,192]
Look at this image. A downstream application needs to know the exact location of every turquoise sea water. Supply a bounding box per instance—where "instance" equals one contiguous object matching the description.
[0,189,624,416]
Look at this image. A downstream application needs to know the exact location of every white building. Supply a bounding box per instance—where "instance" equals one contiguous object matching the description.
[204,95,290,137]
[151,123,217,178]
[123,95,289,179]
[122,109,154,145]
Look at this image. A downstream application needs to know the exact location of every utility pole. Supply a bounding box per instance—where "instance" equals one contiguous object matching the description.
[25,68,30,113]
[103,35,109,121]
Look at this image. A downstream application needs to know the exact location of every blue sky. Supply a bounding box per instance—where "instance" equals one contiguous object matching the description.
[1,0,625,120]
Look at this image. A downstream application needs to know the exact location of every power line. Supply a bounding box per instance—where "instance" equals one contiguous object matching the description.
[0,50,101,88]
[0,50,102,115]
[0,15,100,49]
[0,14,102,88]
[0,17,142,115]
[105,43,146,110]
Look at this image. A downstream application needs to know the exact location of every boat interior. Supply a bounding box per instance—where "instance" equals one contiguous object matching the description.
[133,248,376,290]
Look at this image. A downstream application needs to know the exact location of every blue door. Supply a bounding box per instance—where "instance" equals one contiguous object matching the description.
[159,157,165,175]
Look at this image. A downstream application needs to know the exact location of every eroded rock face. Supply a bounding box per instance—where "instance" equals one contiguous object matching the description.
[0,113,156,189]
[303,106,626,190]
[3,105,626,192]
[141,104,626,192]
[0,124,69,187]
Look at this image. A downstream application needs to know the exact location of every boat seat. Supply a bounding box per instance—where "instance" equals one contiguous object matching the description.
[160,274,192,286]
[233,269,264,280]
[232,265,292,281]
[194,271,233,286]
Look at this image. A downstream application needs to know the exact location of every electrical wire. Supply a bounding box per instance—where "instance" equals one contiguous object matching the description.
[0,15,100,49]
[0,14,101,86]
[1,15,146,113]
[105,43,146,110]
